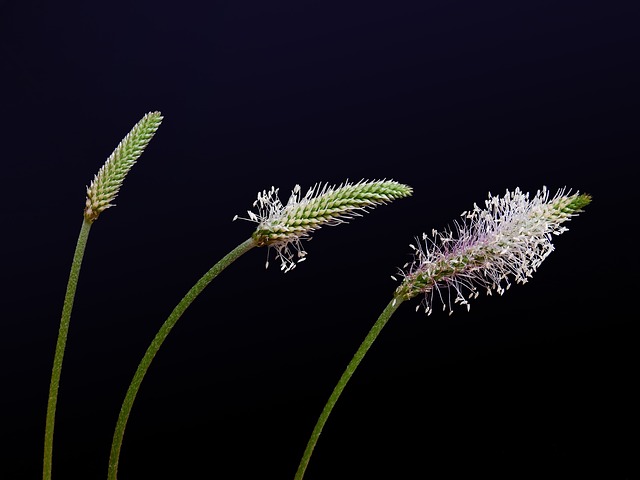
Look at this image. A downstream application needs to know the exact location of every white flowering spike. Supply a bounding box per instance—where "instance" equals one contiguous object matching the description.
[84,111,163,222]
[237,180,413,271]
[395,187,591,313]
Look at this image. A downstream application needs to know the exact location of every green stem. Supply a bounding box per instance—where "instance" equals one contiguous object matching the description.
[44,218,92,480]
[108,237,257,480]
[294,296,404,480]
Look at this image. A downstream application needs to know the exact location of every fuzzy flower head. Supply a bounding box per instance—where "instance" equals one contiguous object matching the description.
[235,179,413,271]
[394,187,590,315]
[84,112,163,222]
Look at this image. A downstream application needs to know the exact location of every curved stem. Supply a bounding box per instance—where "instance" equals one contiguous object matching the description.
[44,218,92,480]
[108,237,257,480]
[294,296,404,480]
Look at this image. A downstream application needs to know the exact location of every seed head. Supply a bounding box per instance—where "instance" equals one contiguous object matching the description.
[395,187,590,315]
[84,111,163,222]
[235,180,413,271]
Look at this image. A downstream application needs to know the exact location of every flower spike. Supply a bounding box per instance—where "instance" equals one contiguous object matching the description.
[84,111,163,222]
[395,187,591,314]
[235,179,413,271]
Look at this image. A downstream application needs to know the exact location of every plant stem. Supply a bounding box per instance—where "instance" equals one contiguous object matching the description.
[44,218,92,480]
[294,296,404,480]
[108,237,257,479]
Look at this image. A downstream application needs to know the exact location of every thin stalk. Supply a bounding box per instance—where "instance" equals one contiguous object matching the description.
[108,237,257,479]
[294,296,404,480]
[44,218,92,480]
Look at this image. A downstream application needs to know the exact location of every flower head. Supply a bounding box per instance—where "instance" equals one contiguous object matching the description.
[84,111,163,222]
[394,187,590,314]
[235,180,413,271]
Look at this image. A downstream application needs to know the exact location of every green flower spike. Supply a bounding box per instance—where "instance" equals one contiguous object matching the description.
[237,180,414,270]
[84,111,163,222]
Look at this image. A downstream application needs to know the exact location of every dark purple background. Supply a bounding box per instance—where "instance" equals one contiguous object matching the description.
[1,0,637,478]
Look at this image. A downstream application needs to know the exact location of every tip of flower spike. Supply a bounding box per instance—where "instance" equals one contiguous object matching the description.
[84,112,163,223]
[570,193,592,211]
[236,179,412,271]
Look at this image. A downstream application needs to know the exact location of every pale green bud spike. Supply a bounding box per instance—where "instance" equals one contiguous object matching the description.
[236,179,413,271]
[84,111,163,222]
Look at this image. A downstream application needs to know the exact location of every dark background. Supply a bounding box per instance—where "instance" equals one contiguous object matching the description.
[1,0,637,478]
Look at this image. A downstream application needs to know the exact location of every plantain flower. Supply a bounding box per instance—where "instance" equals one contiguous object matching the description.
[235,180,413,271]
[84,111,163,222]
[395,187,591,314]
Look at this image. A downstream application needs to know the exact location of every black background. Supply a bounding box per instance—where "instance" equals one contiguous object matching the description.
[1,0,637,478]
